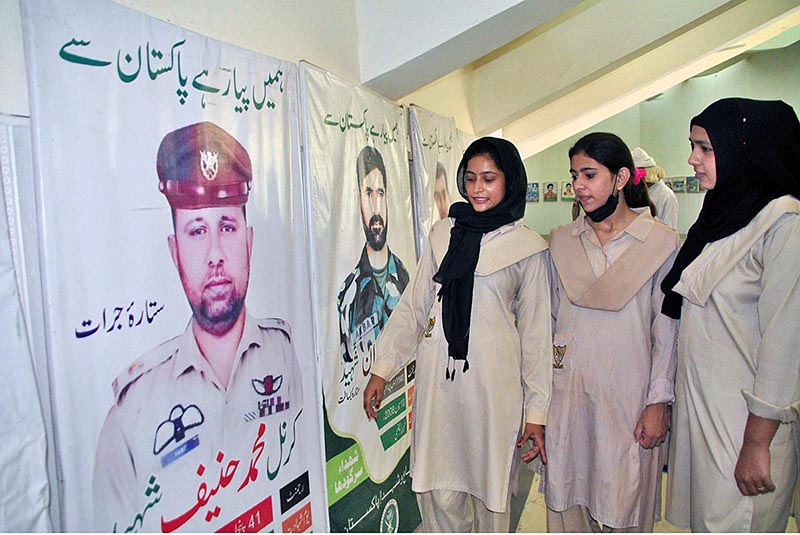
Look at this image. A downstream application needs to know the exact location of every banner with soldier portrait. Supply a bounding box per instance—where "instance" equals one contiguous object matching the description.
[299,63,420,533]
[21,0,325,530]
[407,104,463,257]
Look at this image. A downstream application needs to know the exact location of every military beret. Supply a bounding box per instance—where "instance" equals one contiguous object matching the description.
[157,122,252,209]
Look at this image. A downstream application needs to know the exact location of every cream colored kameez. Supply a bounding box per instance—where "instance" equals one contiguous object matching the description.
[545,209,680,529]
[666,196,800,532]
[373,218,552,513]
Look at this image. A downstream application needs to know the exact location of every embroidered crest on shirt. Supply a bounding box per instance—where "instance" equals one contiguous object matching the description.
[423,316,436,338]
[553,345,566,369]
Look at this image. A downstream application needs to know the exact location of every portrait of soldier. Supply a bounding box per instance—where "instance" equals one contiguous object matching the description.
[93,122,305,532]
[433,161,451,220]
[337,146,409,371]
[543,181,558,200]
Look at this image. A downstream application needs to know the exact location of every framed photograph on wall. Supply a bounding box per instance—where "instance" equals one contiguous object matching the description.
[671,177,685,193]
[561,181,575,200]
[526,182,540,202]
[687,175,700,193]
[543,181,558,202]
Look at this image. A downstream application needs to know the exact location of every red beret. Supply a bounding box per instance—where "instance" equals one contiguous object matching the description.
[157,122,251,209]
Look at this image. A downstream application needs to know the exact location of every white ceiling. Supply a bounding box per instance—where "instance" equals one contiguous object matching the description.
[357,0,800,158]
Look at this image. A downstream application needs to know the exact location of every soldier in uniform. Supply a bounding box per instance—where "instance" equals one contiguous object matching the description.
[93,122,306,532]
[337,146,409,371]
[434,161,451,220]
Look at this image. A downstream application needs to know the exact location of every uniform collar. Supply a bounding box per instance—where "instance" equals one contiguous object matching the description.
[481,219,521,242]
[572,207,653,242]
[172,311,261,381]
[357,243,395,275]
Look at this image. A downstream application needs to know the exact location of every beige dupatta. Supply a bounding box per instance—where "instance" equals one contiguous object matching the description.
[550,215,679,311]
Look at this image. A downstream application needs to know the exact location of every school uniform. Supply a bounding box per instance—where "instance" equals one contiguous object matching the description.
[666,196,800,532]
[545,209,680,531]
[373,218,552,532]
[648,180,678,230]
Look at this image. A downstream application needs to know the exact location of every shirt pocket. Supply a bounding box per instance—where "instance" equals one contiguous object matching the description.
[552,332,574,373]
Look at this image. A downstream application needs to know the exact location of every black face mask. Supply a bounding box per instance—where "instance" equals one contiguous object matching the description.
[586,188,619,222]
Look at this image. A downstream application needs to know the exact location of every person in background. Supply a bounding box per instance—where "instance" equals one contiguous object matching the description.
[662,97,800,532]
[363,137,552,532]
[632,146,678,230]
[545,132,680,532]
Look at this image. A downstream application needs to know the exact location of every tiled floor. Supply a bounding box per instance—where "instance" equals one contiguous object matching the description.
[514,468,799,533]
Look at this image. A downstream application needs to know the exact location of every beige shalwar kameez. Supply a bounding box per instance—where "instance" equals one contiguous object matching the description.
[666,195,800,532]
[648,180,678,230]
[545,209,680,531]
[372,218,552,529]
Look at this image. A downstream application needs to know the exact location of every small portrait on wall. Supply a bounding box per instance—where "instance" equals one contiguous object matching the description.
[543,181,558,202]
[687,175,700,193]
[561,181,575,200]
[671,177,685,193]
[526,182,539,202]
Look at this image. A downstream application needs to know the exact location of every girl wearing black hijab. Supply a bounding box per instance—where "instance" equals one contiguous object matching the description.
[363,137,552,532]
[662,98,800,532]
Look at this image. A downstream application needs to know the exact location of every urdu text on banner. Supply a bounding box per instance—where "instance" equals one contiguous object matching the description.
[21,0,325,530]
[299,62,421,533]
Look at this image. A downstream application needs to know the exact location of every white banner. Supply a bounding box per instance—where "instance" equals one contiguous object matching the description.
[300,63,420,532]
[21,0,324,531]
[407,104,462,256]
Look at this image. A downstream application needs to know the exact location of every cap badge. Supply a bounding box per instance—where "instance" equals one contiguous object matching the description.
[199,150,219,181]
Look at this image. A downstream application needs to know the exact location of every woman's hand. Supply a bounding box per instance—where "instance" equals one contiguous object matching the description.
[634,403,669,449]
[518,423,547,463]
[734,413,779,496]
[735,441,775,496]
[363,374,386,420]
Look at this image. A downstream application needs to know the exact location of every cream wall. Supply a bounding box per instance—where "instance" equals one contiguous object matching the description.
[0,0,361,117]
[400,67,477,134]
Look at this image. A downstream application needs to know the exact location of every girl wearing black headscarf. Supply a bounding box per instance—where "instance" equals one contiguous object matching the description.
[363,137,553,532]
[662,98,800,532]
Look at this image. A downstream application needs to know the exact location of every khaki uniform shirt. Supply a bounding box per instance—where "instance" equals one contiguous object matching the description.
[545,209,680,528]
[648,180,678,230]
[93,313,306,532]
[666,196,800,532]
[373,219,552,512]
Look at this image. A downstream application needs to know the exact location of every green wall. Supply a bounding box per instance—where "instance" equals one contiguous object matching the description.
[522,39,800,237]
